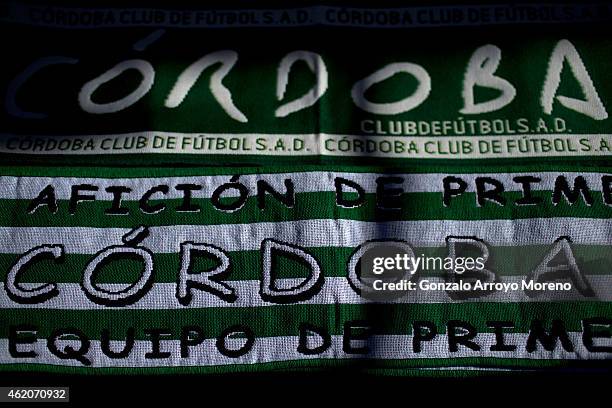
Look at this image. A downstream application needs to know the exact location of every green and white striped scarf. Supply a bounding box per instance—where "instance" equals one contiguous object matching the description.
[1,1,612,375]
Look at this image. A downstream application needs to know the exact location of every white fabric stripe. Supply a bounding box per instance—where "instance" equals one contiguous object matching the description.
[0,218,610,254]
[7,5,602,29]
[0,333,609,368]
[2,276,610,310]
[1,171,610,200]
[3,133,612,159]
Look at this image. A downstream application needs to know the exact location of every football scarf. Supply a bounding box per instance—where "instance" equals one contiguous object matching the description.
[1,1,612,375]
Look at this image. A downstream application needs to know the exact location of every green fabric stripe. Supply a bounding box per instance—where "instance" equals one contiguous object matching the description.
[1,163,612,178]
[1,358,610,376]
[1,302,609,340]
[4,155,612,168]
[1,245,610,283]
